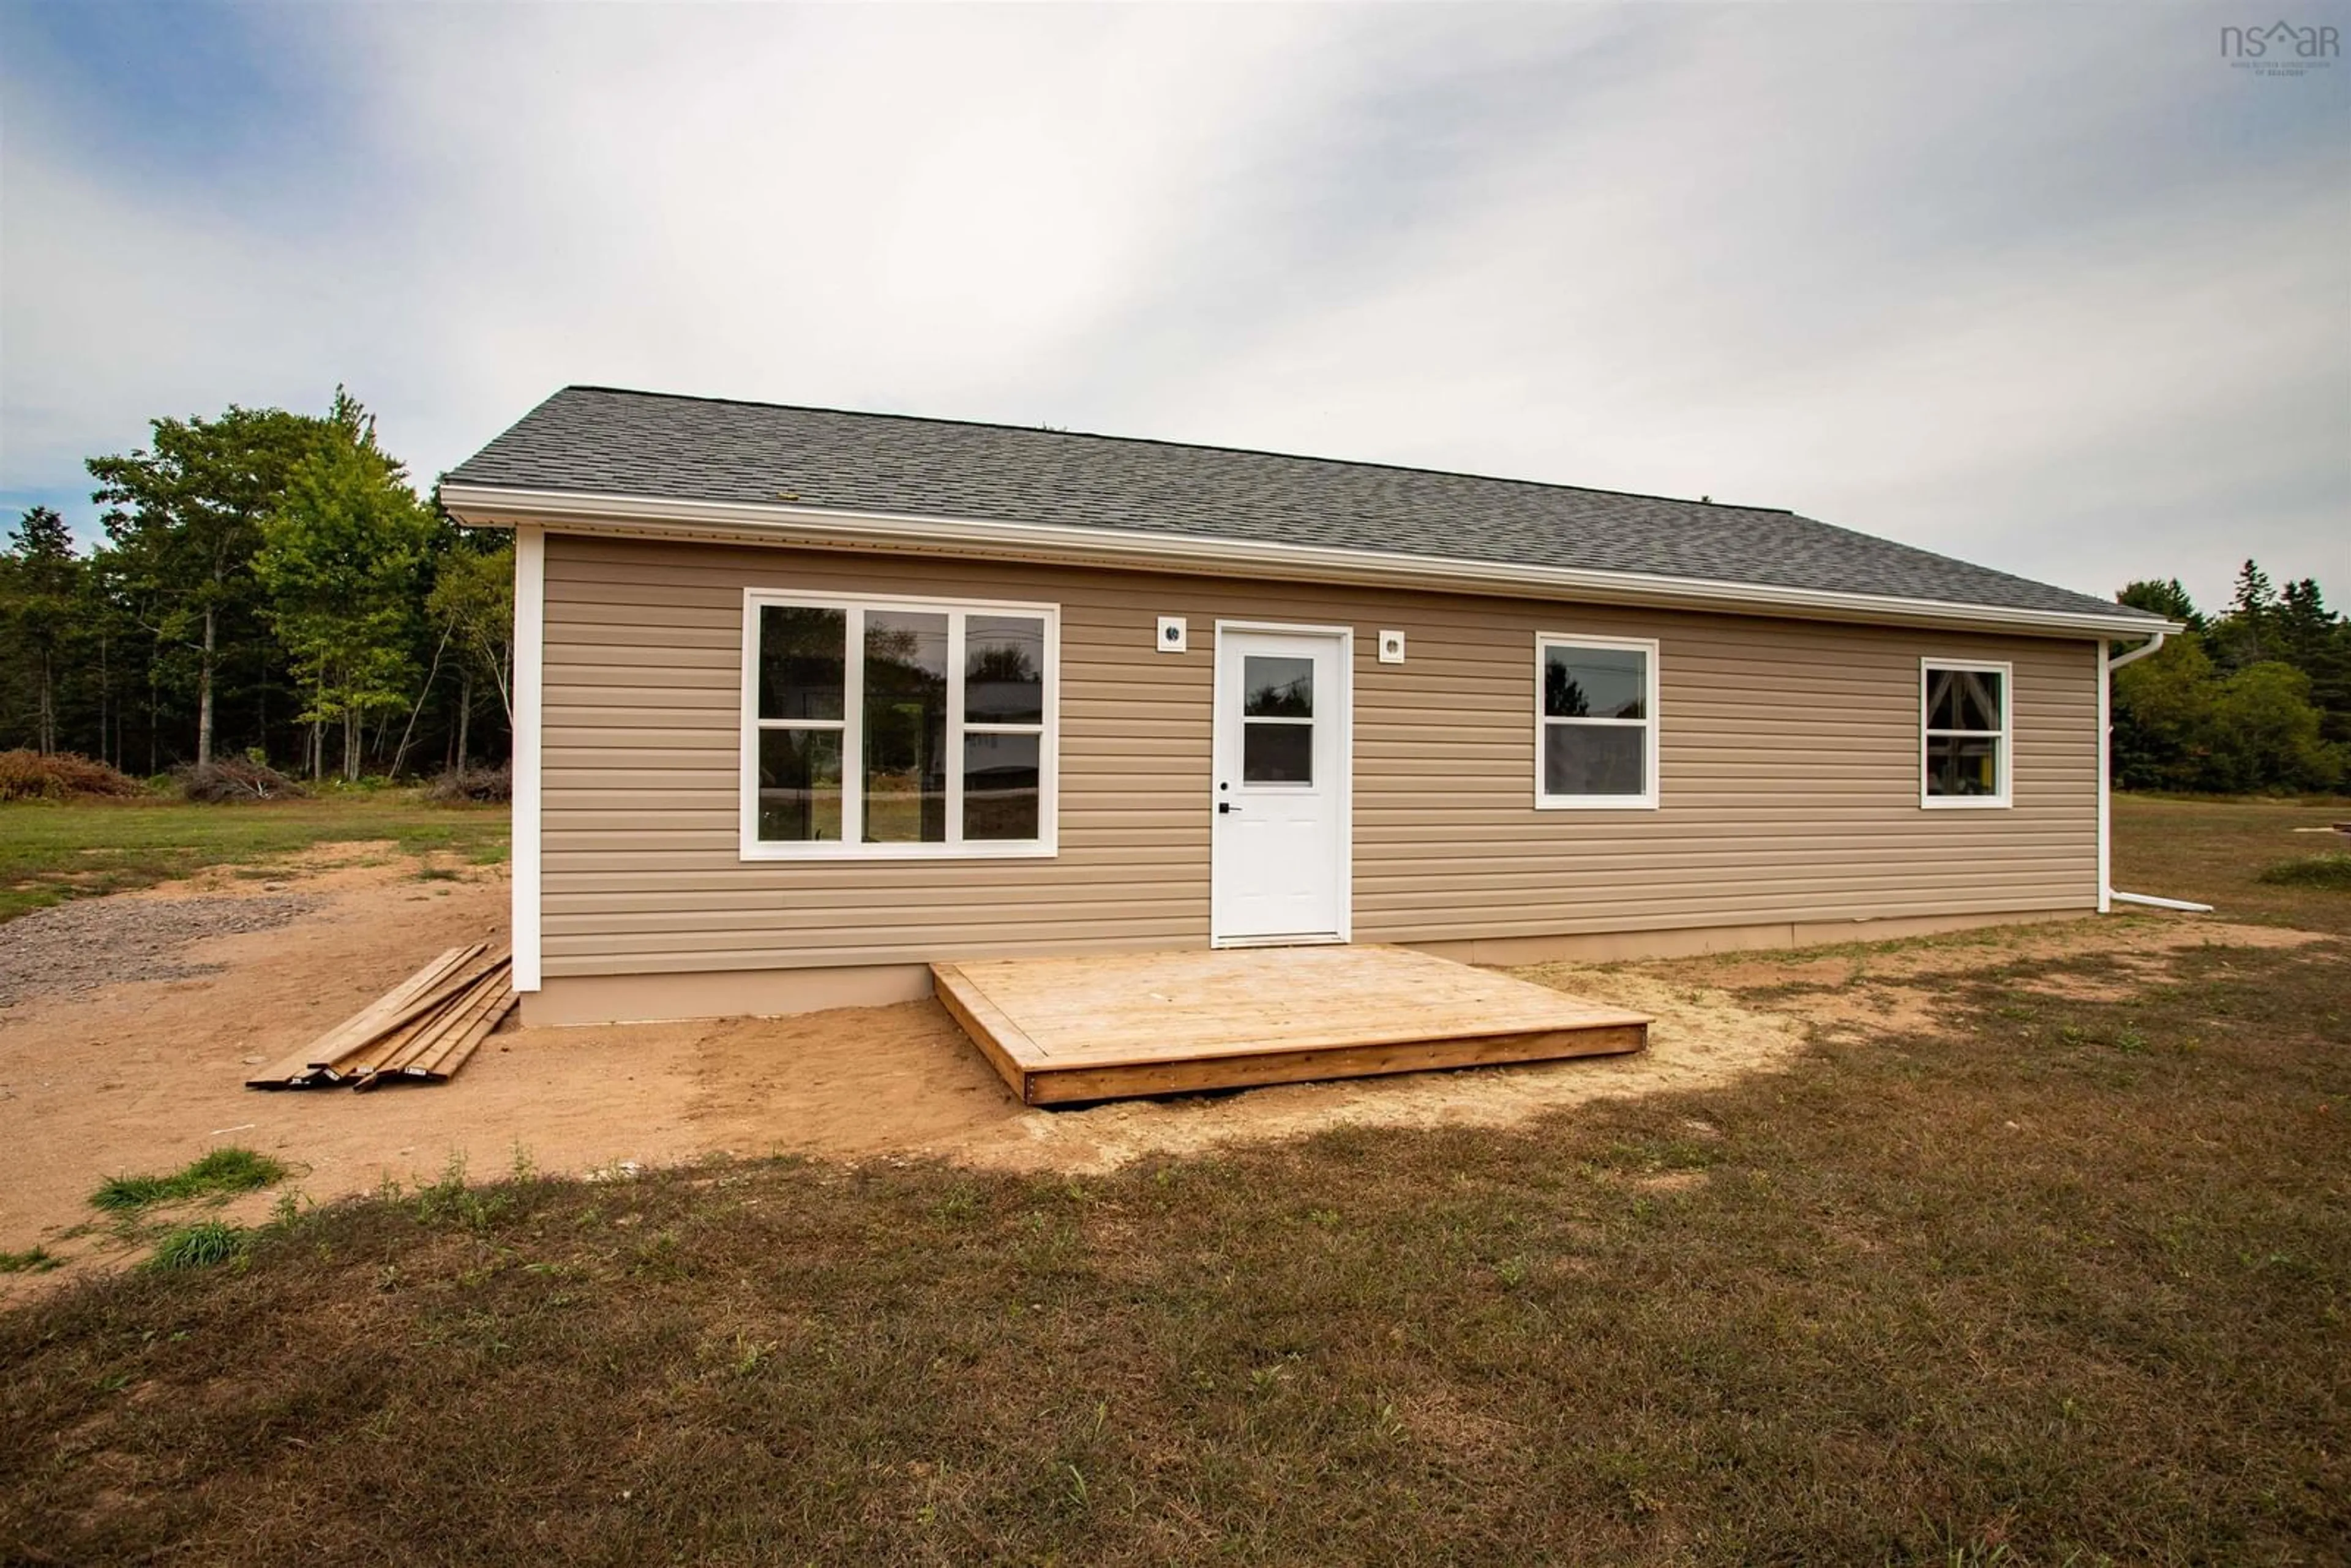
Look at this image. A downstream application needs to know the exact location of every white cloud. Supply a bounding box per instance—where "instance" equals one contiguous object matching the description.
[3,2,2344,609]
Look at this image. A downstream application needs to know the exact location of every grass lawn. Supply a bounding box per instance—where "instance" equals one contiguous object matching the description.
[2109,792,2351,934]
[2,803,2345,1564]
[0,793,509,922]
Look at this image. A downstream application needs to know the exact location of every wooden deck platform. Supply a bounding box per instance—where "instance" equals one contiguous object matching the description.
[931,945,1651,1106]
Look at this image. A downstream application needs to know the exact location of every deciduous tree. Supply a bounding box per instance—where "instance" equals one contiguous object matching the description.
[254,392,435,780]
[88,407,329,768]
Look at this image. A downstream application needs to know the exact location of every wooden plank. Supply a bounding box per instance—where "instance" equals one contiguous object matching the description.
[408,970,513,1078]
[352,963,513,1089]
[326,950,508,1077]
[302,945,483,1067]
[1024,1022,1649,1106]
[246,944,482,1089]
[941,946,1648,1067]
[347,988,468,1078]
[413,987,516,1081]
[930,962,1046,1104]
[929,945,1652,1106]
[247,945,508,1092]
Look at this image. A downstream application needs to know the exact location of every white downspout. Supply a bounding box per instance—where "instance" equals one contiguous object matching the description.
[2100,631,2212,913]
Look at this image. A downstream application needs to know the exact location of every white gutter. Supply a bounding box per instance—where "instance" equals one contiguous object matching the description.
[440,482,2180,642]
[2099,629,2195,913]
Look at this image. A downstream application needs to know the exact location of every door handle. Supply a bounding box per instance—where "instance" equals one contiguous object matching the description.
[1218,802,1241,814]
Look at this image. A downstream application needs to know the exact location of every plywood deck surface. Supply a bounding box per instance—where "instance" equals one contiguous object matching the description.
[932,945,1651,1105]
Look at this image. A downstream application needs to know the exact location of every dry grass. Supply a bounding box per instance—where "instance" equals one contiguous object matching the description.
[4,940,2344,1562]
[0,792,508,921]
[1,801,2344,1564]
[2110,793,2351,933]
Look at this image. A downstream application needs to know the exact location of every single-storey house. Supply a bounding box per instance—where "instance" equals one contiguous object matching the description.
[440,386,2175,1027]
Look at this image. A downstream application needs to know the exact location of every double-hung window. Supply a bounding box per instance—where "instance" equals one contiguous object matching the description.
[1535,634,1659,809]
[741,590,1058,858]
[1920,659,2010,808]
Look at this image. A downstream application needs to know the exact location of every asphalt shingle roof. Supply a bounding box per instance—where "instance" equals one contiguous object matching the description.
[448,386,2150,623]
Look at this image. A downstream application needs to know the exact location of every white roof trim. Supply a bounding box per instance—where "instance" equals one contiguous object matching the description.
[438,482,2177,640]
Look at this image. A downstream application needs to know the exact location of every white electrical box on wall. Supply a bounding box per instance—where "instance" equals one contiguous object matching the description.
[1378,629,1406,664]
[1156,615,1188,653]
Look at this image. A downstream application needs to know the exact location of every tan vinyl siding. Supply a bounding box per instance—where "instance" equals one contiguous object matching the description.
[539,534,2099,977]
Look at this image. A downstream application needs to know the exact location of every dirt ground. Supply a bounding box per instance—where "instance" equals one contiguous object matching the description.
[1,847,2314,1300]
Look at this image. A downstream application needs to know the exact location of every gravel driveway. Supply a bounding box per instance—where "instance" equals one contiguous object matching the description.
[0,895,321,1011]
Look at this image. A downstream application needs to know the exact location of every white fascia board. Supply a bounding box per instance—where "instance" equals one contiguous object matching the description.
[440,482,2181,642]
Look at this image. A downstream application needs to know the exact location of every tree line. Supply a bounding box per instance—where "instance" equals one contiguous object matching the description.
[2113,563,2348,793]
[3,395,2343,795]
[0,391,512,782]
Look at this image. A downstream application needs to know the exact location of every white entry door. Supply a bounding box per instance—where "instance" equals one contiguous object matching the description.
[1210,626,1351,945]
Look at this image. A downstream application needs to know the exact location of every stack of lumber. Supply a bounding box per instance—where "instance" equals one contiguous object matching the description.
[245,943,515,1092]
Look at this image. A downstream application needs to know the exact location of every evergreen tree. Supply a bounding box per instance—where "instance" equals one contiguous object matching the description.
[2,508,85,754]
[2117,578,2200,629]
[2274,578,2351,745]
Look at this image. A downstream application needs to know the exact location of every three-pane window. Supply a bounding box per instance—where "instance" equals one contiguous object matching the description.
[744,593,1056,857]
[1535,635,1659,808]
[1921,659,2011,807]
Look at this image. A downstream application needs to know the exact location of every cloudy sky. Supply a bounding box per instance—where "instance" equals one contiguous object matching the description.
[3,2,2344,610]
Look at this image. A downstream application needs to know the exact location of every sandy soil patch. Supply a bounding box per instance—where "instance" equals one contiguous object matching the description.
[3,866,2313,1302]
[685,965,1808,1176]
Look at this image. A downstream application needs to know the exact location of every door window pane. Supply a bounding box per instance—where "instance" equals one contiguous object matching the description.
[1243,721,1313,784]
[964,731,1041,840]
[758,730,844,841]
[1544,645,1646,720]
[1925,734,2001,797]
[1243,657,1314,718]
[758,606,846,721]
[864,610,948,842]
[966,615,1045,724]
[1543,724,1644,796]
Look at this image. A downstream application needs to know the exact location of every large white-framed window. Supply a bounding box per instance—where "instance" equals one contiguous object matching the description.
[740,588,1059,859]
[1535,632,1660,810]
[1921,658,2011,809]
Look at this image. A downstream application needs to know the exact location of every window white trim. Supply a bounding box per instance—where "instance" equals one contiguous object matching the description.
[1920,656,2013,810]
[1534,632,1660,811]
[738,588,1060,860]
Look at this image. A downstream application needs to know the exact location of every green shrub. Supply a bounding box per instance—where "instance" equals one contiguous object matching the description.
[2257,853,2351,889]
[92,1147,289,1212]
[148,1221,249,1270]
